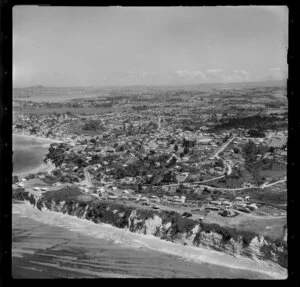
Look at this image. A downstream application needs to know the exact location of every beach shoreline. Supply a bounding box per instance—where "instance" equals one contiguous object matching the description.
[13,161,55,178]
[12,202,287,280]
[13,132,60,144]
[13,133,57,178]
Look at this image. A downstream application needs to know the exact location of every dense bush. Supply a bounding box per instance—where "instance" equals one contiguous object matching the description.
[44,144,66,167]
[13,188,36,205]
[247,129,265,138]
[25,174,36,180]
[251,190,286,205]
[210,115,287,132]
[41,187,83,202]
[82,120,104,131]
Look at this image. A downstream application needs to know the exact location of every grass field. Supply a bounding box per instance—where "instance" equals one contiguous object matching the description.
[202,211,286,241]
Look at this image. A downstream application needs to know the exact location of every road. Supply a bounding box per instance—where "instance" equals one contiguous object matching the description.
[267,132,275,140]
[83,168,93,187]
[212,136,235,159]
[159,136,236,189]
[260,177,286,189]
[78,134,284,195]
[223,161,232,176]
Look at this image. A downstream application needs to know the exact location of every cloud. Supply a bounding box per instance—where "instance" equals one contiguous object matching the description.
[206,69,223,74]
[231,69,250,81]
[233,69,248,75]
[175,68,251,83]
[176,70,208,81]
[204,69,249,83]
[268,67,287,80]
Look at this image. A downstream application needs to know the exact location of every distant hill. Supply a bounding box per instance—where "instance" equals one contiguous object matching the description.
[14,80,286,91]
[13,80,286,100]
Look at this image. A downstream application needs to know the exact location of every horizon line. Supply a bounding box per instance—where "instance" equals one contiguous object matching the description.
[13,79,287,89]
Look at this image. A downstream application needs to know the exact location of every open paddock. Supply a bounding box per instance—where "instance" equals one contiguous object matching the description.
[202,210,286,241]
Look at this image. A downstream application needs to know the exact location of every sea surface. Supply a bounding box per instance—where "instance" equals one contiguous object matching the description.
[13,134,51,176]
[14,93,102,103]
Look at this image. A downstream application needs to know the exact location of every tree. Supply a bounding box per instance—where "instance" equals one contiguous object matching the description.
[243,140,257,165]
[169,156,177,166]
[174,144,178,152]
[247,129,265,138]
[233,147,239,154]
[182,138,189,148]
[215,158,224,168]
[137,183,143,193]
[269,146,275,153]
[82,120,103,131]
[183,146,189,155]
[45,144,66,167]
[162,171,176,183]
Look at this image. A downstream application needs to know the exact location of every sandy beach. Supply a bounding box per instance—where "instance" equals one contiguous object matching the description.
[12,202,287,279]
[13,132,60,144]
[14,161,55,178]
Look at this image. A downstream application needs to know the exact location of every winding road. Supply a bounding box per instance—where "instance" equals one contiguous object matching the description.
[212,136,235,160]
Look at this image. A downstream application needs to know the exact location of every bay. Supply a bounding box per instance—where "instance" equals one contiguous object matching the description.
[13,134,52,176]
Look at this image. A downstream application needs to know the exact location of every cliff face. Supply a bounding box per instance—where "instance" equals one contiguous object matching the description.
[13,189,287,269]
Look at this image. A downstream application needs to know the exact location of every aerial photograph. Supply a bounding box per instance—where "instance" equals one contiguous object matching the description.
[12,6,288,279]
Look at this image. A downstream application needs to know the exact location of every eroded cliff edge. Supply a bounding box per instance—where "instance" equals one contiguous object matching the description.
[13,187,287,269]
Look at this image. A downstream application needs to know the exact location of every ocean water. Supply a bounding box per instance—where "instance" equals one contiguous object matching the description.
[13,135,51,175]
[15,93,101,103]
[12,202,286,279]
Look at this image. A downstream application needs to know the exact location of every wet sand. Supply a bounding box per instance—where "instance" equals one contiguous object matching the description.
[12,202,286,279]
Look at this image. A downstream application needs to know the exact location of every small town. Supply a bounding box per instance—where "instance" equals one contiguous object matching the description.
[13,85,287,227]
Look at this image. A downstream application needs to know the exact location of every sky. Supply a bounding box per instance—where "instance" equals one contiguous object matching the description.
[13,6,288,87]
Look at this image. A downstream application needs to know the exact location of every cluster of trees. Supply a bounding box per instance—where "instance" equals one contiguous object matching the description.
[182,138,196,148]
[131,105,149,111]
[82,120,104,131]
[210,115,287,132]
[64,153,89,168]
[44,143,68,167]
[242,140,281,184]
[52,169,80,183]
[249,188,286,208]
[247,129,265,138]
[94,102,114,108]
[107,153,178,184]
[242,141,264,183]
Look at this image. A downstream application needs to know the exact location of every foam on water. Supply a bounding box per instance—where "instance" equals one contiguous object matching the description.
[13,202,287,279]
